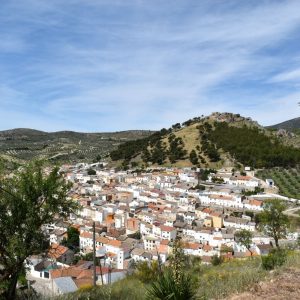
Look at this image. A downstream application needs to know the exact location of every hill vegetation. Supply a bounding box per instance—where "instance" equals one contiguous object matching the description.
[256,167,300,199]
[0,128,153,164]
[268,117,300,131]
[110,113,300,169]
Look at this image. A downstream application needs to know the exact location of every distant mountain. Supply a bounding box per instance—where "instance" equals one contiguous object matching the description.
[110,112,300,169]
[0,128,154,164]
[268,117,300,131]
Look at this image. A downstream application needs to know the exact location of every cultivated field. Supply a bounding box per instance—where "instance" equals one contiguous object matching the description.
[256,168,300,199]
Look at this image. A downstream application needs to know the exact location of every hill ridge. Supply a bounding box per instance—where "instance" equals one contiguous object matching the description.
[268,117,300,130]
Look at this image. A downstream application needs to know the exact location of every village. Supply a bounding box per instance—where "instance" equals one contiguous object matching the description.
[26,163,299,296]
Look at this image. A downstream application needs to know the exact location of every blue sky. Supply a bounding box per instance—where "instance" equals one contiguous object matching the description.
[0,0,300,132]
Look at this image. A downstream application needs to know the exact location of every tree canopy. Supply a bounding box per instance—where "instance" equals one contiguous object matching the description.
[207,122,300,168]
[258,198,290,248]
[234,229,253,255]
[0,161,78,299]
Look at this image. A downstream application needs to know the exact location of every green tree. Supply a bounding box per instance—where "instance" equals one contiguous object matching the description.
[189,150,199,165]
[87,168,96,175]
[211,254,223,266]
[61,227,80,252]
[0,161,78,299]
[258,199,290,248]
[235,229,253,256]
[135,260,160,283]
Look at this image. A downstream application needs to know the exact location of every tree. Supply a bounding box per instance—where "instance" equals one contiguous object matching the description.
[0,161,78,299]
[258,199,290,248]
[235,229,253,256]
[87,168,96,176]
[135,260,160,283]
[61,227,80,252]
[211,255,223,266]
[189,150,199,165]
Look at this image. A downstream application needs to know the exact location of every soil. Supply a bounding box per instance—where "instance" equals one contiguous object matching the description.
[227,268,300,300]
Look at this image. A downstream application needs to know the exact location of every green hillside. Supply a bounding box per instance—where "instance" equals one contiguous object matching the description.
[268,117,300,131]
[0,129,154,164]
[110,113,300,169]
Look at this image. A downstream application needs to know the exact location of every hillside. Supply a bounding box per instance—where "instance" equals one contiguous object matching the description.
[110,112,300,169]
[268,117,300,131]
[60,251,300,300]
[0,128,154,164]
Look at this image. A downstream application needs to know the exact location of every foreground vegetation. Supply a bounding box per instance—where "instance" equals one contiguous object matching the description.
[60,251,300,300]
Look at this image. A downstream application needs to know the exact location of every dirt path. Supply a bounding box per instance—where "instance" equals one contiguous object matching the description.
[227,268,300,300]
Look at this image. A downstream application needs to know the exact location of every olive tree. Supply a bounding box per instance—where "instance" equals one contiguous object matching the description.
[0,161,78,299]
[234,229,253,256]
[258,198,289,248]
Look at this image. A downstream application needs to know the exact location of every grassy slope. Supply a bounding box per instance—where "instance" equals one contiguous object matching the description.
[151,121,234,169]
[60,251,300,300]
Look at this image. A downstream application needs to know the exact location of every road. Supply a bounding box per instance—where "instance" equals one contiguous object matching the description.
[283,207,300,218]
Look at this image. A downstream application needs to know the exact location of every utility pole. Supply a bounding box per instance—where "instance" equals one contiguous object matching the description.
[99,256,104,285]
[93,221,97,287]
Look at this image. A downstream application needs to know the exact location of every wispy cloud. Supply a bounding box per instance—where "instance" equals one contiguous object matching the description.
[0,0,300,131]
[269,68,300,84]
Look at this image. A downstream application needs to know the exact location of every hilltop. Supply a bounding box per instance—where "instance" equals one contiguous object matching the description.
[0,128,154,164]
[110,112,300,169]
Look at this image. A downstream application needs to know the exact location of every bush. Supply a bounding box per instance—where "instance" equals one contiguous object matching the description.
[87,168,96,175]
[134,261,160,283]
[261,249,287,270]
[211,255,224,266]
[146,268,196,300]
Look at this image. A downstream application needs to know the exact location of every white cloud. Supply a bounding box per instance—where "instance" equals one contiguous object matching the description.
[270,68,300,83]
[0,0,300,130]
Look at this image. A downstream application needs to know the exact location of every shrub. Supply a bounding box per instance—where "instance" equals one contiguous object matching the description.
[261,249,287,270]
[87,168,96,175]
[211,255,224,266]
[146,268,196,300]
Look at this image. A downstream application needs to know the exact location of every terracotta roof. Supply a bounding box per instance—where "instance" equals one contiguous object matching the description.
[209,194,233,200]
[48,244,69,259]
[107,239,122,248]
[80,232,93,239]
[160,225,176,232]
[236,176,252,181]
[184,242,202,250]
[96,236,109,244]
[203,244,212,251]
[249,199,263,206]
[160,239,170,245]
[50,267,82,279]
